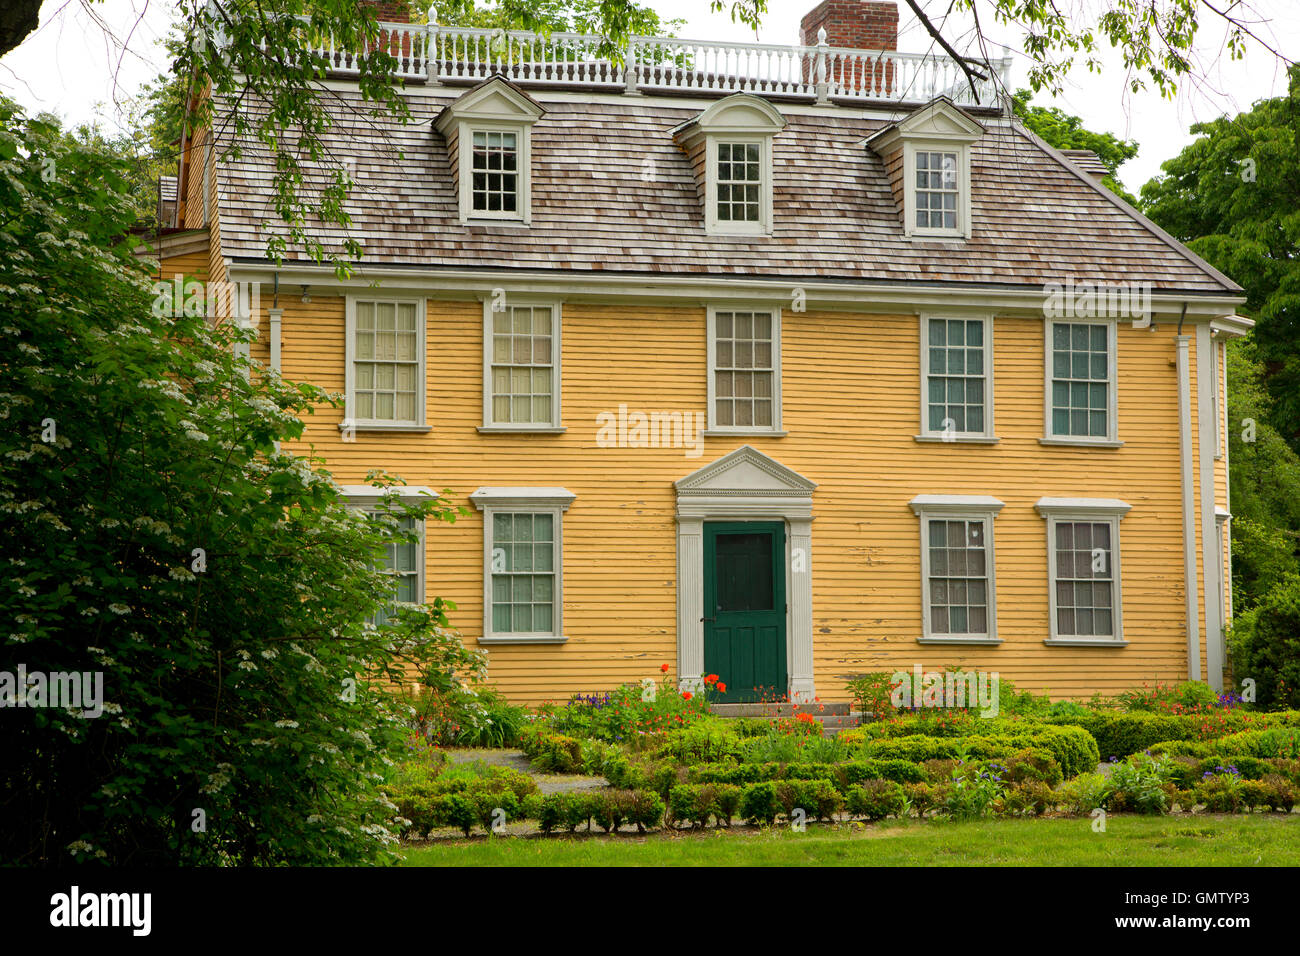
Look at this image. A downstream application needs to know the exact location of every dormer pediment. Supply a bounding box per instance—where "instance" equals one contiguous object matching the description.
[434,75,546,131]
[862,96,984,154]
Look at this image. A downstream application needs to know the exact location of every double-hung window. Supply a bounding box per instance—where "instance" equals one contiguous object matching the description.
[1044,320,1118,444]
[470,130,518,216]
[707,307,782,434]
[915,150,959,231]
[919,315,994,440]
[340,486,435,626]
[716,142,762,225]
[344,297,426,432]
[471,487,575,643]
[482,301,562,431]
[909,495,1003,644]
[1036,497,1131,644]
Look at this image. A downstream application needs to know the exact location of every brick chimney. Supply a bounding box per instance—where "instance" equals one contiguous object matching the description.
[800,0,898,50]
[361,0,411,23]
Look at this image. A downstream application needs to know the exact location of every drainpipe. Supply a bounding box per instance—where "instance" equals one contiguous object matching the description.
[1176,322,1201,682]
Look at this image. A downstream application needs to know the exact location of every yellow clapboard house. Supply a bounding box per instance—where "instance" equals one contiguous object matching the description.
[152,0,1248,704]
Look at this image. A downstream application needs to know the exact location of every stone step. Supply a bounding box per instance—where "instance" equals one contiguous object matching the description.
[711,701,851,718]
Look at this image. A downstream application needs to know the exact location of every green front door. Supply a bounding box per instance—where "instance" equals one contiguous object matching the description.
[703,522,787,703]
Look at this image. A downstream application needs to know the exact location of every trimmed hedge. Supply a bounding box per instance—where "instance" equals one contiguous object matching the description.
[851,726,1097,779]
[1152,727,1300,761]
[684,758,926,789]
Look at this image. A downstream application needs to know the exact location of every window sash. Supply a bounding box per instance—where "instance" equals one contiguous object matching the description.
[470,130,519,214]
[351,299,421,424]
[1049,321,1112,439]
[711,309,776,430]
[489,511,557,635]
[924,317,988,435]
[716,141,762,223]
[924,516,993,637]
[370,513,422,627]
[489,305,555,425]
[1051,519,1116,638]
[914,150,959,231]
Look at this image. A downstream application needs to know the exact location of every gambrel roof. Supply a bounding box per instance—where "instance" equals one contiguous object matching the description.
[212,86,1239,294]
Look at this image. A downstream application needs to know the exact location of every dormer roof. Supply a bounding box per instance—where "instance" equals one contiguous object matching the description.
[433,75,546,135]
[862,95,985,155]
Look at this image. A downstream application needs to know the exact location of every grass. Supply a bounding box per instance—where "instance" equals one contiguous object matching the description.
[399,814,1300,866]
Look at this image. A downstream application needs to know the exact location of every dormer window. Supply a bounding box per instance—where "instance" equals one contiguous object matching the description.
[864,96,984,240]
[471,130,519,216]
[672,93,786,237]
[914,150,959,231]
[434,76,544,225]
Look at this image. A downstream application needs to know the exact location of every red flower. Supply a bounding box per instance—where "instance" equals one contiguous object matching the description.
[660,663,670,673]
[682,691,693,700]
[717,682,726,693]
[704,674,719,685]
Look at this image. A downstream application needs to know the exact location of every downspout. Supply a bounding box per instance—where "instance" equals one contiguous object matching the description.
[1176,307,1201,681]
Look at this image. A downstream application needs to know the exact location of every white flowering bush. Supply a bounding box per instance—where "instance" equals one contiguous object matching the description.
[0,102,481,865]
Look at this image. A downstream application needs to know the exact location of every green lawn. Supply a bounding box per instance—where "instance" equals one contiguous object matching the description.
[399,814,1300,866]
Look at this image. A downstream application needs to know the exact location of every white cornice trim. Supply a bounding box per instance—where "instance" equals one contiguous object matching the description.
[226,262,1247,317]
[1033,496,1131,517]
[470,486,576,510]
[909,494,1005,515]
[338,484,439,499]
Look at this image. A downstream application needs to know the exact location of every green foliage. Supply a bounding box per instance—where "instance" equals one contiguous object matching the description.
[739,781,779,826]
[0,102,481,866]
[1230,573,1300,710]
[845,780,907,821]
[854,725,1098,779]
[1195,773,1246,813]
[1011,89,1140,202]
[942,768,1005,821]
[1057,772,1110,815]
[741,728,849,764]
[1000,780,1056,816]
[411,684,529,747]
[652,718,744,764]
[518,727,585,773]
[773,779,843,822]
[537,674,715,744]
[1108,754,1176,815]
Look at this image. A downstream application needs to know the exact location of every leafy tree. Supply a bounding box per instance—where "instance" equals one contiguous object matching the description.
[1142,65,1300,444]
[1011,89,1140,203]
[0,98,478,865]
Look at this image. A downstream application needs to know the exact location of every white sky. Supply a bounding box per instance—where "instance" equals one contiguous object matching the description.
[0,0,1295,192]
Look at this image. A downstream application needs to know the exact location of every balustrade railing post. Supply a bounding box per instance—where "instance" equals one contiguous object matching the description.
[624,38,640,94]
[814,26,829,104]
[426,24,442,85]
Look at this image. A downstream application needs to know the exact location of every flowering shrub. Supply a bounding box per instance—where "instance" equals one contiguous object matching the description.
[1108,753,1176,815]
[537,667,719,745]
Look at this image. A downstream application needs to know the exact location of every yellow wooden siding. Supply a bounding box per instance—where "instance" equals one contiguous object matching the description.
[266,294,1217,705]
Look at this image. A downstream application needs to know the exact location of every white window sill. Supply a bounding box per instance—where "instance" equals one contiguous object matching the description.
[477,425,566,434]
[917,636,1003,645]
[1040,438,1124,449]
[1043,638,1129,647]
[700,428,787,438]
[906,232,968,243]
[463,217,529,228]
[339,422,432,434]
[914,434,1000,444]
[478,634,568,645]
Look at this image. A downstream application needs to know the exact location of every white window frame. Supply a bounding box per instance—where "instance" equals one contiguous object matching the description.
[706,135,774,236]
[909,495,1003,645]
[342,296,428,434]
[705,305,785,436]
[1035,496,1131,646]
[1041,317,1121,447]
[479,297,564,432]
[461,121,532,224]
[903,141,971,239]
[469,487,575,644]
[917,313,997,442]
[340,485,437,622]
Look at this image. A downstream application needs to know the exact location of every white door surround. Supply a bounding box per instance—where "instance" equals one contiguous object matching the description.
[674,445,817,701]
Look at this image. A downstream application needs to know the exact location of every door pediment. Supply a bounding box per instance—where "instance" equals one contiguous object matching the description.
[675,445,816,511]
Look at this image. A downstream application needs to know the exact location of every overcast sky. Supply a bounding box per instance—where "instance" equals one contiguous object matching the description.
[1,0,1295,193]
